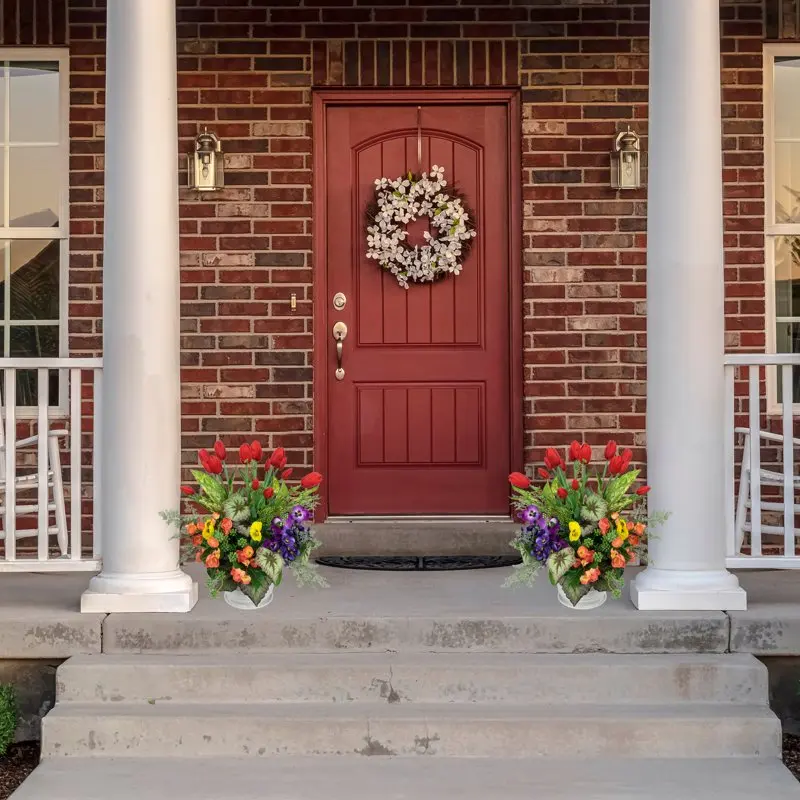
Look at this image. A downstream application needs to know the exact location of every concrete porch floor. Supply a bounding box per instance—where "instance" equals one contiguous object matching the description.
[1,563,799,657]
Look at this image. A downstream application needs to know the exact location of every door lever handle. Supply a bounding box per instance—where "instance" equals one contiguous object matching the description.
[333,321,348,380]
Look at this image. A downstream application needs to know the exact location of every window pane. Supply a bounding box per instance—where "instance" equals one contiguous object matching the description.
[775,57,800,140]
[775,236,800,318]
[9,146,60,227]
[8,325,59,406]
[9,62,59,143]
[776,322,800,403]
[775,142,800,225]
[5,240,59,321]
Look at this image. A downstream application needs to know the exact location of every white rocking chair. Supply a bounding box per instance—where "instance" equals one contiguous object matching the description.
[734,427,800,554]
[0,410,69,557]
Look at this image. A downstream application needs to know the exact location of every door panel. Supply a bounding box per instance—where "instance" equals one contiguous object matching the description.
[324,102,511,515]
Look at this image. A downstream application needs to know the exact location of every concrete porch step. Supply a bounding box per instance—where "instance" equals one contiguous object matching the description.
[55,653,769,706]
[40,701,781,759]
[12,757,800,800]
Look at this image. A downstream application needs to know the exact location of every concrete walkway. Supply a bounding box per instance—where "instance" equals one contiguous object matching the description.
[10,757,800,800]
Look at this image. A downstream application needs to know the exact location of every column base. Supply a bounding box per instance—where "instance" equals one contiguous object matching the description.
[631,567,747,611]
[81,569,199,614]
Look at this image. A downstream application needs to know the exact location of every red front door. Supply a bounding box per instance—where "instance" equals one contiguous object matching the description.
[321,99,514,516]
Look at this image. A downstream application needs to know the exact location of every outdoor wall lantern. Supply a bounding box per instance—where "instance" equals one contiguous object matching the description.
[188,129,225,192]
[610,127,641,191]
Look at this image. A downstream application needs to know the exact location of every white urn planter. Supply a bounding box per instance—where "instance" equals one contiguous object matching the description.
[223,584,274,611]
[557,584,608,610]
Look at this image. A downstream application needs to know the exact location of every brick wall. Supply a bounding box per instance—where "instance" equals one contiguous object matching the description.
[7,0,775,488]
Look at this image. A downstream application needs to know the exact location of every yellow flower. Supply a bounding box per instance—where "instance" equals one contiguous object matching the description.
[568,521,582,542]
[615,518,629,541]
[250,520,263,543]
[202,519,215,541]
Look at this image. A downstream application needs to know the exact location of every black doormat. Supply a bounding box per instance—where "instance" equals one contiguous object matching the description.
[316,554,522,571]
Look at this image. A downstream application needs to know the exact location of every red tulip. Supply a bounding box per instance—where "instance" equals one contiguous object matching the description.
[213,441,226,460]
[509,472,531,489]
[206,455,223,475]
[571,479,580,490]
[269,447,287,469]
[250,440,263,461]
[557,487,568,500]
[579,443,592,463]
[263,487,274,500]
[608,455,624,476]
[180,485,194,496]
[282,468,294,480]
[544,448,563,472]
[239,443,254,463]
[251,479,260,490]
[604,440,617,460]
[636,486,651,496]
[537,468,551,481]
[568,441,581,461]
[301,472,323,489]
[199,448,210,466]
[621,449,633,469]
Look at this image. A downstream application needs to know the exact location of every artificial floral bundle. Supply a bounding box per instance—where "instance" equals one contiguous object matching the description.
[505,440,656,607]
[163,441,327,607]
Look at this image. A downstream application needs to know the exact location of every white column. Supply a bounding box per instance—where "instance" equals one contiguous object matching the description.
[631,0,746,611]
[82,0,197,613]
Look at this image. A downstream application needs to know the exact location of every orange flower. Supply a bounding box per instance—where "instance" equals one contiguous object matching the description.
[580,568,601,585]
[242,545,254,559]
[629,534,640,547]
[577,546,595,567]
[611,512,619,521]
[187,523,198,535]
[195,552,203,563]
[627,520,634,530]
[628,551,638,564]
[221,518,233,535]
[237,551,251,566]
[231,568,245,583]
[241,573,252,585]
[610,550,626,569]
[634,522,645,536]
[207,537,219,549]
[598,518,610,535]
[611,537,624,549]
[212,512,220,520]
[205,551,220,569]
[192,534,203,547]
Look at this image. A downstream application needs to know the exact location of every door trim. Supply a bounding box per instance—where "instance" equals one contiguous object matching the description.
[312,89,523,522]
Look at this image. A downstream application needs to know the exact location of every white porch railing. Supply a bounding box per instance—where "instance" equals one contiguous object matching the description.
[0,358,102,572]
[725,353,800,569]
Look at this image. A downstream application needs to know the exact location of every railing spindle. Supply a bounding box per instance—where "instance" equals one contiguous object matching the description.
[37,368,48,561]
[70,368,82,561]
[782,364,795,558]
[748,365,762,557]
[4,370,16,562]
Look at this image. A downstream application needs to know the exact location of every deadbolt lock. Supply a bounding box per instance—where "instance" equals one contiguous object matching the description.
[333,292,347,311]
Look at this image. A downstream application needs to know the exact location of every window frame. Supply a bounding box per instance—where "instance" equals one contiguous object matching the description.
[765,43,800,414]
[0,48,70,414]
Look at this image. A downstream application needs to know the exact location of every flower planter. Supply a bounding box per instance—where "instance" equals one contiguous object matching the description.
[224,584,274,611]
[557,583,607,611]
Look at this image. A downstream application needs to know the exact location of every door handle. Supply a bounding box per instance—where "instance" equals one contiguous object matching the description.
[333,321,348,381]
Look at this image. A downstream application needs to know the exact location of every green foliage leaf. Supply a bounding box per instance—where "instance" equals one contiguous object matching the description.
[191,470,227,512]
[559,570,591,607]
[223,493,250,523]
[603,470,640,512]
[239,574,272,608]
[255,548,284,584]
[579,491,608,524]
[0,684,17,757]
[547,547,575,585]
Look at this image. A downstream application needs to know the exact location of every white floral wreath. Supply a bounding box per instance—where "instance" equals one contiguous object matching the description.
[366,165,477,289]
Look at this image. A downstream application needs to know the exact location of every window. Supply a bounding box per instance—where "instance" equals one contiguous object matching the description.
[0,51,68,407]
[767,45,800,408]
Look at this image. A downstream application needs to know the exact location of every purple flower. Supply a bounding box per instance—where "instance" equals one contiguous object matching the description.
[291,505,310,523]
[521,505,541,525]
